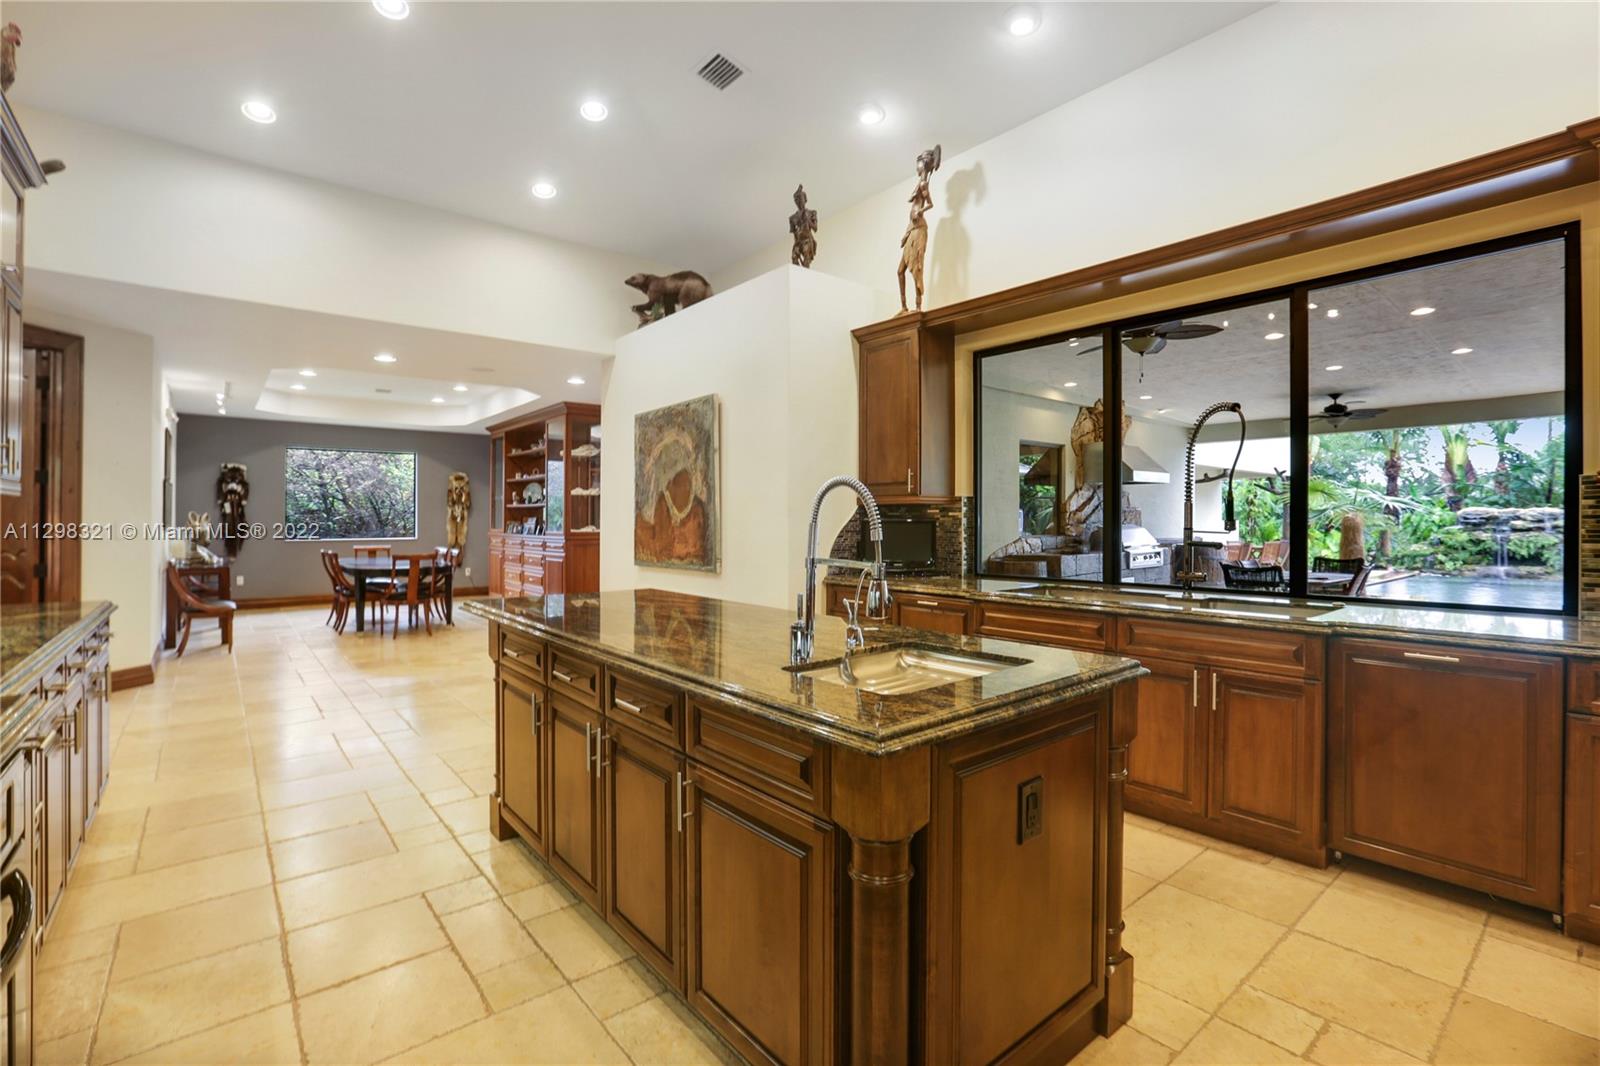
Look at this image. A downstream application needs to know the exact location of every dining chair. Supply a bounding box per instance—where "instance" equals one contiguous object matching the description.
[320,550,357,633]
[430,547,460,623]
[165,562,236,655]
[1224,542,1254,563]
[352,544,391,559]
[1221,562,1288,592]
[1257,540,1288,567]
[378,553,435,637]
[1313,556,1368,596]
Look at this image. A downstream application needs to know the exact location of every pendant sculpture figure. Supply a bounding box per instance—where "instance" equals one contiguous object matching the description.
[896,144,941,314]
[446,472,472,551]
[217,463,250,558]
[789,184,818,268]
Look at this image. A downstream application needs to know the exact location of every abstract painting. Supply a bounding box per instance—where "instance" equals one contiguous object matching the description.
[634,394,720,571]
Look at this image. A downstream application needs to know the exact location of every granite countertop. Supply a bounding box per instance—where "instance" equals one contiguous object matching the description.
[0,601,116,760]
[843,574,1600,659]
[463,590,1144,755]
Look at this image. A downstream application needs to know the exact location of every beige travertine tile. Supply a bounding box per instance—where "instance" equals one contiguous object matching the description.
[1435,992,1600,1064]
[133,814,265,871]
[387,985,629,1065]
[270,817,396,879]
[477,951,568,1012]
[375,794,440,832]
[504,880,577,921]
[92,938,290,1064]
[1123,869,1158,907]
[263,792,377,842]
[1483,909,1583,963]
[35,924,118,973]
[1169,849,1325,926]
[1123,824,1204,881]
[1307,1024,1423,1065]
[1073,1025,1176,1066]
[527,902,635,980]
[1252,932,1454,1057]
[35,955,113,1042]
[440,899,539,973]
[393,821,452,849]
[35,1027,92,1066]
[1171,1018,1303,1064]
[1464,936,1600,1038]
[1124,884,1285,1011]
[471,840,547,893]
[1127,980,1209,1050]
[1297,877,1485,985]
[434,795,489,836]
[574,959,667,1020]
[49,846,272,933]
[1218,984,1323,1055]
[111,885,281,982]
[298,948,486,1065]
[288,895,447,994]
[277,839,478,928]
[70,854,138,885]
[606,994,730,1065]
[116,1004,301,1065]
[424,876,499,916]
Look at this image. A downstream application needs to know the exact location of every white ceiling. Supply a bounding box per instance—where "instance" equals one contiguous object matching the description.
[983,239,1569,429]
[29,270,603,432]
[7,1,1263,270]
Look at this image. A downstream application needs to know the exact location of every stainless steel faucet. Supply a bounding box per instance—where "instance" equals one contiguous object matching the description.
[1177,401,1247,593]
[791,476,892,664]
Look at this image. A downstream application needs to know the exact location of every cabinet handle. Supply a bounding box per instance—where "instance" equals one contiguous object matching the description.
[43,682,69,696]
[530,692,540,735]
[1403,650,1460,664]
[906,467,914,494]
[503,647,521,660]
[596,730,609,777]
[1192,668,1199,709]
[584,722,593,772]
[676,771,693,833]
[613,696,643,715]
[914,600,941,608]
[552,668,575,684]
[1211,672,1219,711]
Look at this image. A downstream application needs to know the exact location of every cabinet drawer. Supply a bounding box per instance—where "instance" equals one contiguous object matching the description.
[1117,617,1322,679]
[686,700,828,816]
[1568,659,1600,712]
[550,650,602,708]
[976,604,1110,652]
[607,670,682,747]
[895,595,973,636]
[500,629,546,682]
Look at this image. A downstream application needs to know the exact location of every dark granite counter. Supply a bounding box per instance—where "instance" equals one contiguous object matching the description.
[0,601,115,761]
[463,590,1144,755]
[842,574,1600,659]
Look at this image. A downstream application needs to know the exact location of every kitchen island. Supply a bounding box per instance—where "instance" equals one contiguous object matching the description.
[463,589,1145,1066]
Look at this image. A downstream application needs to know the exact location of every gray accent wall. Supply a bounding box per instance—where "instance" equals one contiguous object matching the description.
[175,416,489,600]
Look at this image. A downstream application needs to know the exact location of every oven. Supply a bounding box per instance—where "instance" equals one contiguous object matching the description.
[0,750,31,1066]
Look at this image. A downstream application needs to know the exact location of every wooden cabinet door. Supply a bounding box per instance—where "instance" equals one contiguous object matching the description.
[547,694,602,908]
[37,720,67,932]
[1125,657,1207,820]
[686,765,835,1066]
[496,668,546,854]
[894,595,971,636]
[63,682,86,869]
[603,728,684,988]
[0,296,21,498]
[1208,669,1323,861]
[1329,639,1562,909]
[487,534,504,596]
[1564,714,1600,939]
[858,333,920,498]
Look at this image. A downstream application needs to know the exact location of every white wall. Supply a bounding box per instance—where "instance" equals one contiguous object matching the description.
[29,310,165,675]
[715,3,1599,305]
[17,106,660,356]
[599,266,892,609]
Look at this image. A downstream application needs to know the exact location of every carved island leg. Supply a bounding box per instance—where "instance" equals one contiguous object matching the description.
[1097,682,1139,1036]
[831,747,932,1066]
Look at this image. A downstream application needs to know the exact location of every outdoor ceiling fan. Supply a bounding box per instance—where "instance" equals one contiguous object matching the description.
[1073,320,1226,382]
[1312,392,1389,430]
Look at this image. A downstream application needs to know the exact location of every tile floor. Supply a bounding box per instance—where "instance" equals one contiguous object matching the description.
[37,606,1600,1065]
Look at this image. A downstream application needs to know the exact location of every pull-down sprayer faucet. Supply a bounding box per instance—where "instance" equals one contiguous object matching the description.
[791,476,892,665]
[1176,402,1247,594]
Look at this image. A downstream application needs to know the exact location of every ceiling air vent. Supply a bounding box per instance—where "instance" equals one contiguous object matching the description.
[696,53,744,91]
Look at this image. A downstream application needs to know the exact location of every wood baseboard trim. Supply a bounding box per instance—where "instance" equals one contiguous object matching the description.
[236,587,489,611]
[111,639,161,692]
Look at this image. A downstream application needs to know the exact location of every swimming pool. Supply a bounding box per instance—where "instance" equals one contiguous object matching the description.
[1365,574,1563,612]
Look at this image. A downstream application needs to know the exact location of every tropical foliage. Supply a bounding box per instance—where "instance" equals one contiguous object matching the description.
[284,447,417,539]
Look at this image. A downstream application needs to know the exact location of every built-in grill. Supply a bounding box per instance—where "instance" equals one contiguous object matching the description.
[1121,524,1166,570]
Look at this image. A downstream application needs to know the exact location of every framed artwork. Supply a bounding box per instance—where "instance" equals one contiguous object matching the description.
[634,394,720,572]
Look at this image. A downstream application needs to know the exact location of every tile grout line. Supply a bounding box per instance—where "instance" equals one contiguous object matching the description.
[1424,920,1490,1063]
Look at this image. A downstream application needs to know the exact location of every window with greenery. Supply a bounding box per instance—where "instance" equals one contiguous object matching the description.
[284,447,417,540]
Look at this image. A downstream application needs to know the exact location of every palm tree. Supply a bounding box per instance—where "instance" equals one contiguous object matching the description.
[1440,426,1476,512]
[1486,420,1521,499]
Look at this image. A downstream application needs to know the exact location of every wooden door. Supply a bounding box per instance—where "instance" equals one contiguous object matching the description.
[547,694,602,907]
[1208,669,1324,860]
[894,595,972,636]
[496,667,546,853]
[858,333,920,498]
[602,728,684,988]
[685,765,834,1066]
[0,292,19,499]
[1329,639,1562,909]
[1125,657,1207,819]
[1564,714,1600,939]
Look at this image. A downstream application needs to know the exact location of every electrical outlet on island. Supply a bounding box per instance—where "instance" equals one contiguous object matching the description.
[236,575,244,586]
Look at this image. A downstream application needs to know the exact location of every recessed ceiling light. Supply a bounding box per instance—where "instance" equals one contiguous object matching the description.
[1264,331,1285,341]
[1325,364,1344,371]
[1451,347,1474,355]
[1068,340,1079,347]
[217,407,227,415]
[298,368,317,377]
[430,396,445,404]
[1222,320,1229,328]
[373,352,397,363]
[1157,408,1172,414]
[567,375,586,386]
[452,383,469,392]
[1006,4,1041,36]
[1062,381,1078,388]
[215,392,225,401]
[1138,394,1153,401]
[1308,302,1319,310]
[290,382,307,391]
[1267,312,1276,321]
[1410,306,1435,316]
[240,100,277,125]
[579,100,608,123]
[530,181,558,200]
[857,103,885,126]
[372,0,409,19]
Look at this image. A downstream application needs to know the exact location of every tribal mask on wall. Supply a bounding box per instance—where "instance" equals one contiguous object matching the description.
[217,462,249,557]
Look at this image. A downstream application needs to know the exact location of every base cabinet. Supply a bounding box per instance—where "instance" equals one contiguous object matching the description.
[1330,638,1562,909]
[496,667,546,853]
[1564,713,1600,939]
[1125,657,1207,820]
[893,595,972,636]
[603,728,685,988]
[548,695,603,909]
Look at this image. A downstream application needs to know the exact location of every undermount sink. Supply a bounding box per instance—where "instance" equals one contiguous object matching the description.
[786,645,1028,696]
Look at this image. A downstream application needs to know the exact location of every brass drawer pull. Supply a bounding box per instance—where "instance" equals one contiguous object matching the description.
[502,647,522,660]
[614,696,644,716]
[1211,672,1219,711]
[552,668,575,684]
[675,771,693,833]
[914,600,942,608]
[1191,668,1199,709]
[584,723,594,772]
[1403,650,1461,664]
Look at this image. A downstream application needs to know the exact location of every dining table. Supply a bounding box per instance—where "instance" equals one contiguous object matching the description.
[1305,571,1357,594]
[337,555,454,633]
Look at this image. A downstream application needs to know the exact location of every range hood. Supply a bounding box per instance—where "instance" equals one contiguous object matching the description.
[1084,443,1171,485]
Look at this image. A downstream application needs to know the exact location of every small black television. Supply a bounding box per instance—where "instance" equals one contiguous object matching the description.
[865,516,938,573]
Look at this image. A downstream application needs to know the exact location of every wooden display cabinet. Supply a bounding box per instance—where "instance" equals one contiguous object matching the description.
[486,402,600,597]
[852,316,954,503]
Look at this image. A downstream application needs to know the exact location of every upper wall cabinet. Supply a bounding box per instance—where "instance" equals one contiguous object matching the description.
[0,93,47,499]
[854,315,954,502]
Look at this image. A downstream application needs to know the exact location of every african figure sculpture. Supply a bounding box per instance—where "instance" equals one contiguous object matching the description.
[217,463,249,557]
[446,472,472,551]
[896,144,941,314]
[789,184,818,268]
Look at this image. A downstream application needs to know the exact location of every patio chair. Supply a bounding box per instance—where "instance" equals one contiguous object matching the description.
[1221,563,1288,592]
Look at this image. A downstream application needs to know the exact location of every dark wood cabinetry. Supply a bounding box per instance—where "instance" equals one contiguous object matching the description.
[486,402,600,597]
[495,665,546,852]
[976,603,1111,652]
[1564,709,1600,940]
[853,318,953,502]
[603,726,685,986]
[893,594,973,635]
[1208,668,1323,851]
[0,93,45,500]
[1124,656,1207,820]
[547,693,603,909]
[1330,638,1562,910]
